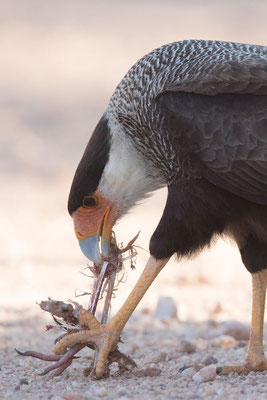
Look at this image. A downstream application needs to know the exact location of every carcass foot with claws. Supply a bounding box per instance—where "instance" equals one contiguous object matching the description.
[16,303,136,379]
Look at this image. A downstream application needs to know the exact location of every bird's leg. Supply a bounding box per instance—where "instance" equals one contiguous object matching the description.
[218,269,267,374]
[53,256,169,378]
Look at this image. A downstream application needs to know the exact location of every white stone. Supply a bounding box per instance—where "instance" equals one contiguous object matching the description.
[181,367,196,379]
[192,365,217,383]
[154,296,178,320]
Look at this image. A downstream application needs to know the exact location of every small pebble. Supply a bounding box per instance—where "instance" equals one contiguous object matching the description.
[223,321,249,340]
[154,296,178,320]
[117,388,127,396]
[195,338,209,350]
[150,351,167,363]
[19,378,29,385]
[168,352,181,360]
[177,340,196,354]
[192,365,217,383]
[211,335,236,348]
[192,363,205,371]
[144,367,162,377]
[179,355,191,364]
[94,388,108,398]
[14,377,29,392]
[205,390,217,397]
[62,394,87,400]
[202,355,218,365]
[181,367,196,379]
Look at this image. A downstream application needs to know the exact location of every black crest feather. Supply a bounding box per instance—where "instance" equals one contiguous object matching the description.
[68,115,111,215]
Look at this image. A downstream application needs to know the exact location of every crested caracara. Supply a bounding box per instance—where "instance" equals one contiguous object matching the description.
[58,40,267,377]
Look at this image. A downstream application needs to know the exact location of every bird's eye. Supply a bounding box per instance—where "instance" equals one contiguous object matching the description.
[82,195,98,208]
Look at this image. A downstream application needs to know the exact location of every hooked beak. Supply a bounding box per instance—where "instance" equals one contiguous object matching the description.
[78,220,110,263]
[78,236,104,264]
[73,204,116,263]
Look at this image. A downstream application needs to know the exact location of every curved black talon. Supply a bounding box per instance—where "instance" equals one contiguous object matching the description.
[54,333,68,344]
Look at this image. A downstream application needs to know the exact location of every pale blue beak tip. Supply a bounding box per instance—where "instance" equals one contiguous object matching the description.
[79,236,102,263]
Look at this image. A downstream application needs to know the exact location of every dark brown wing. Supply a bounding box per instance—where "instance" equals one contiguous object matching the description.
[156,90,267,205]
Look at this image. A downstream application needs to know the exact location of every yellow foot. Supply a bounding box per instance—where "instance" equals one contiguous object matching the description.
[52,256,169,378]
[217,356,267,375]
[53,310,121,378]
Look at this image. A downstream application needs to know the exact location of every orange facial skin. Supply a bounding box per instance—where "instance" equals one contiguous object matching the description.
[72,190,118,243]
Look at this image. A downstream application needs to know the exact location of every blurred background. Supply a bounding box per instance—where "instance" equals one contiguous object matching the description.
[1,0,267,332]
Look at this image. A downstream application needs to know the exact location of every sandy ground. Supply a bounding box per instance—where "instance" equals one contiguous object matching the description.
[2,178,267,399]
[1,1,267,399]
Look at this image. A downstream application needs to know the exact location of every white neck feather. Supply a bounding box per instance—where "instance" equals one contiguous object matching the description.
[98,118,164,216]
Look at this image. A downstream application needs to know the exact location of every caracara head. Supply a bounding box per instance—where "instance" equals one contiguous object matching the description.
[68,114,163,263]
